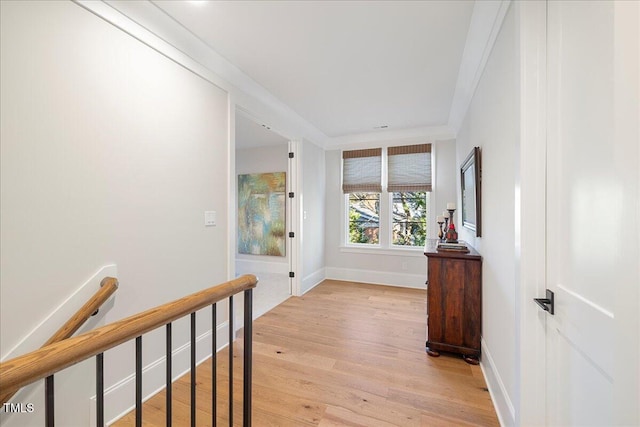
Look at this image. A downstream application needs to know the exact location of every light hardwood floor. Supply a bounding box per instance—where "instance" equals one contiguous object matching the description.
[113,280,499,426]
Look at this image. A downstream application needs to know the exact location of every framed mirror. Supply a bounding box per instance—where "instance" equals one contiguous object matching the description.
[460,147,481,237]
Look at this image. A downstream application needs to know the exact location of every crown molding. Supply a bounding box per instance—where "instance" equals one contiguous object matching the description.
[85,0,329,147]
[324,125,456,150]
[79,0,509,150]
[448,0,511,133]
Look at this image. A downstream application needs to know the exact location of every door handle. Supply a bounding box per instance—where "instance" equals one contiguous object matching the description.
[534,289,554,315]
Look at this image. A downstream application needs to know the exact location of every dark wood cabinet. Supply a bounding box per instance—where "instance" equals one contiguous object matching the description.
[424,239,482,364]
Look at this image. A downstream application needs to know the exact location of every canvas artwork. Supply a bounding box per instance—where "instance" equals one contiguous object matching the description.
[238,172,286,256]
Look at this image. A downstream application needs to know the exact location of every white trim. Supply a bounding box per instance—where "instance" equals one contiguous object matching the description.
[448,0,511,132]
[289,140,303,296]
[228,98,237,283]
[74,1,227,92]
[326,126,455,150]
[1,265,118,362]
[516,1,547,425]
[99,321,229,427]
[612,2,640,423]
[98,0,328,147]
[301,268,326,295]
[429,142,438,240]
[481,338,516,427]
[339,246,425,258]
[558,284,614,319]
[325,267,425,289]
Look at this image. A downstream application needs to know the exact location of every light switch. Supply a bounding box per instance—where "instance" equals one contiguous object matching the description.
[205,211,216,226]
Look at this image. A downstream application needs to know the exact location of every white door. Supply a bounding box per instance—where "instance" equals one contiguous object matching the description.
[544,1,639,425]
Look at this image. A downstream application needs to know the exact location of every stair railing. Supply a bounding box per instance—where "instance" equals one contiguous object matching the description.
[0,277,119,406]
[0,274,258,427]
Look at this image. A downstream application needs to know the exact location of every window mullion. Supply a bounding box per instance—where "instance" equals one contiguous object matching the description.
[378,189,390,248]
[380,149,389,248]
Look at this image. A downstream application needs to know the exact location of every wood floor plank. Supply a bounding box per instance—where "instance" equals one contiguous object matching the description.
[111,280,498,426]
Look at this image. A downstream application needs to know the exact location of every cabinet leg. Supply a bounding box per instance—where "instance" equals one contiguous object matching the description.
[426,347,440,357]
[463,355,479,365]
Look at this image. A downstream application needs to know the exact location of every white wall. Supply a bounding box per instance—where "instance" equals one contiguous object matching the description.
[433,139,458,229]
[324,139,457,289]
[455,4,519,425]
[101,0,328,147]
[300,140,326,293]
[1,1,229,425]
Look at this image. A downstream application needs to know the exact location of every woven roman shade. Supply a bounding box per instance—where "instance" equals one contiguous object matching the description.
[342,148,382,193]
[387,144,432,192]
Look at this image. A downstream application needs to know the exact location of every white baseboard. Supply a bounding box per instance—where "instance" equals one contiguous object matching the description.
[325,267,425,289]
[99,321,230,427]
[480,338,515,427]
[301,268,326,295]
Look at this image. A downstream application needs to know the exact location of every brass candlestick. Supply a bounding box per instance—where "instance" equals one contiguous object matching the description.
[437,220,444,240]
[447,208,456,228]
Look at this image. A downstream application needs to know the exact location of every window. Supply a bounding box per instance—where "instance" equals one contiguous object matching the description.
[342,148,382,193]
[392,191,427,246]
[349,192,380,244]
[343,144,432,248]
[343,149,382,245]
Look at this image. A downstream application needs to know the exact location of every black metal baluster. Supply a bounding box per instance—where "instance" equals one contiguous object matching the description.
[97,353,104,427]
[136,336,142,427]
[212,303,217,427]
[45,375,54,427]
[191,312,196,427]
[166,323,172,427]
[243,289,253,427]
[229,295,234,427]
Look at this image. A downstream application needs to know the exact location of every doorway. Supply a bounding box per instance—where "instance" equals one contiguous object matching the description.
[235,110,293,318]
[520,1,639,425]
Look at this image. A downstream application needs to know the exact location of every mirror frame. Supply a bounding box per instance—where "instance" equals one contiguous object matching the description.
[460,146,481,237]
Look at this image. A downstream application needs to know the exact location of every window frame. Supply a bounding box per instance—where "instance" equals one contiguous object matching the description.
[341,144,436,253]
[388,191,429,248]
[346,191,382,247]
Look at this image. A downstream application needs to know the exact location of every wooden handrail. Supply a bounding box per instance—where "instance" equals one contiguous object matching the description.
[0,274,257,393]
[0,277,118,405]
[44,277,119,347]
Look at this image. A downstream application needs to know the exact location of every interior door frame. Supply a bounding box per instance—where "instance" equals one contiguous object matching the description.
[518,3,640,425]
[288,139,301,296]
[229,104,301,326]
[516,1,548,425]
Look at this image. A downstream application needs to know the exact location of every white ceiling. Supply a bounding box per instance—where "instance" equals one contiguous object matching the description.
[153,1,475,140]
[236,111,289,149]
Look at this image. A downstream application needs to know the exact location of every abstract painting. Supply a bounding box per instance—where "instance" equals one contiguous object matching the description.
[238,172,286,256]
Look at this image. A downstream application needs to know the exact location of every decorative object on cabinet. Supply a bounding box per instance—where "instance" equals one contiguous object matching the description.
[444,223,458,243]
[424,239,481,364]
[436,240,469,253]
[445,203,458,243]
[436,215,445,240]
[461,147,481,237]
[442,210,450,232]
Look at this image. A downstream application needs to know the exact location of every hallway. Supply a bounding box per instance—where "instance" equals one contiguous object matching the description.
[113,280,498,426]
